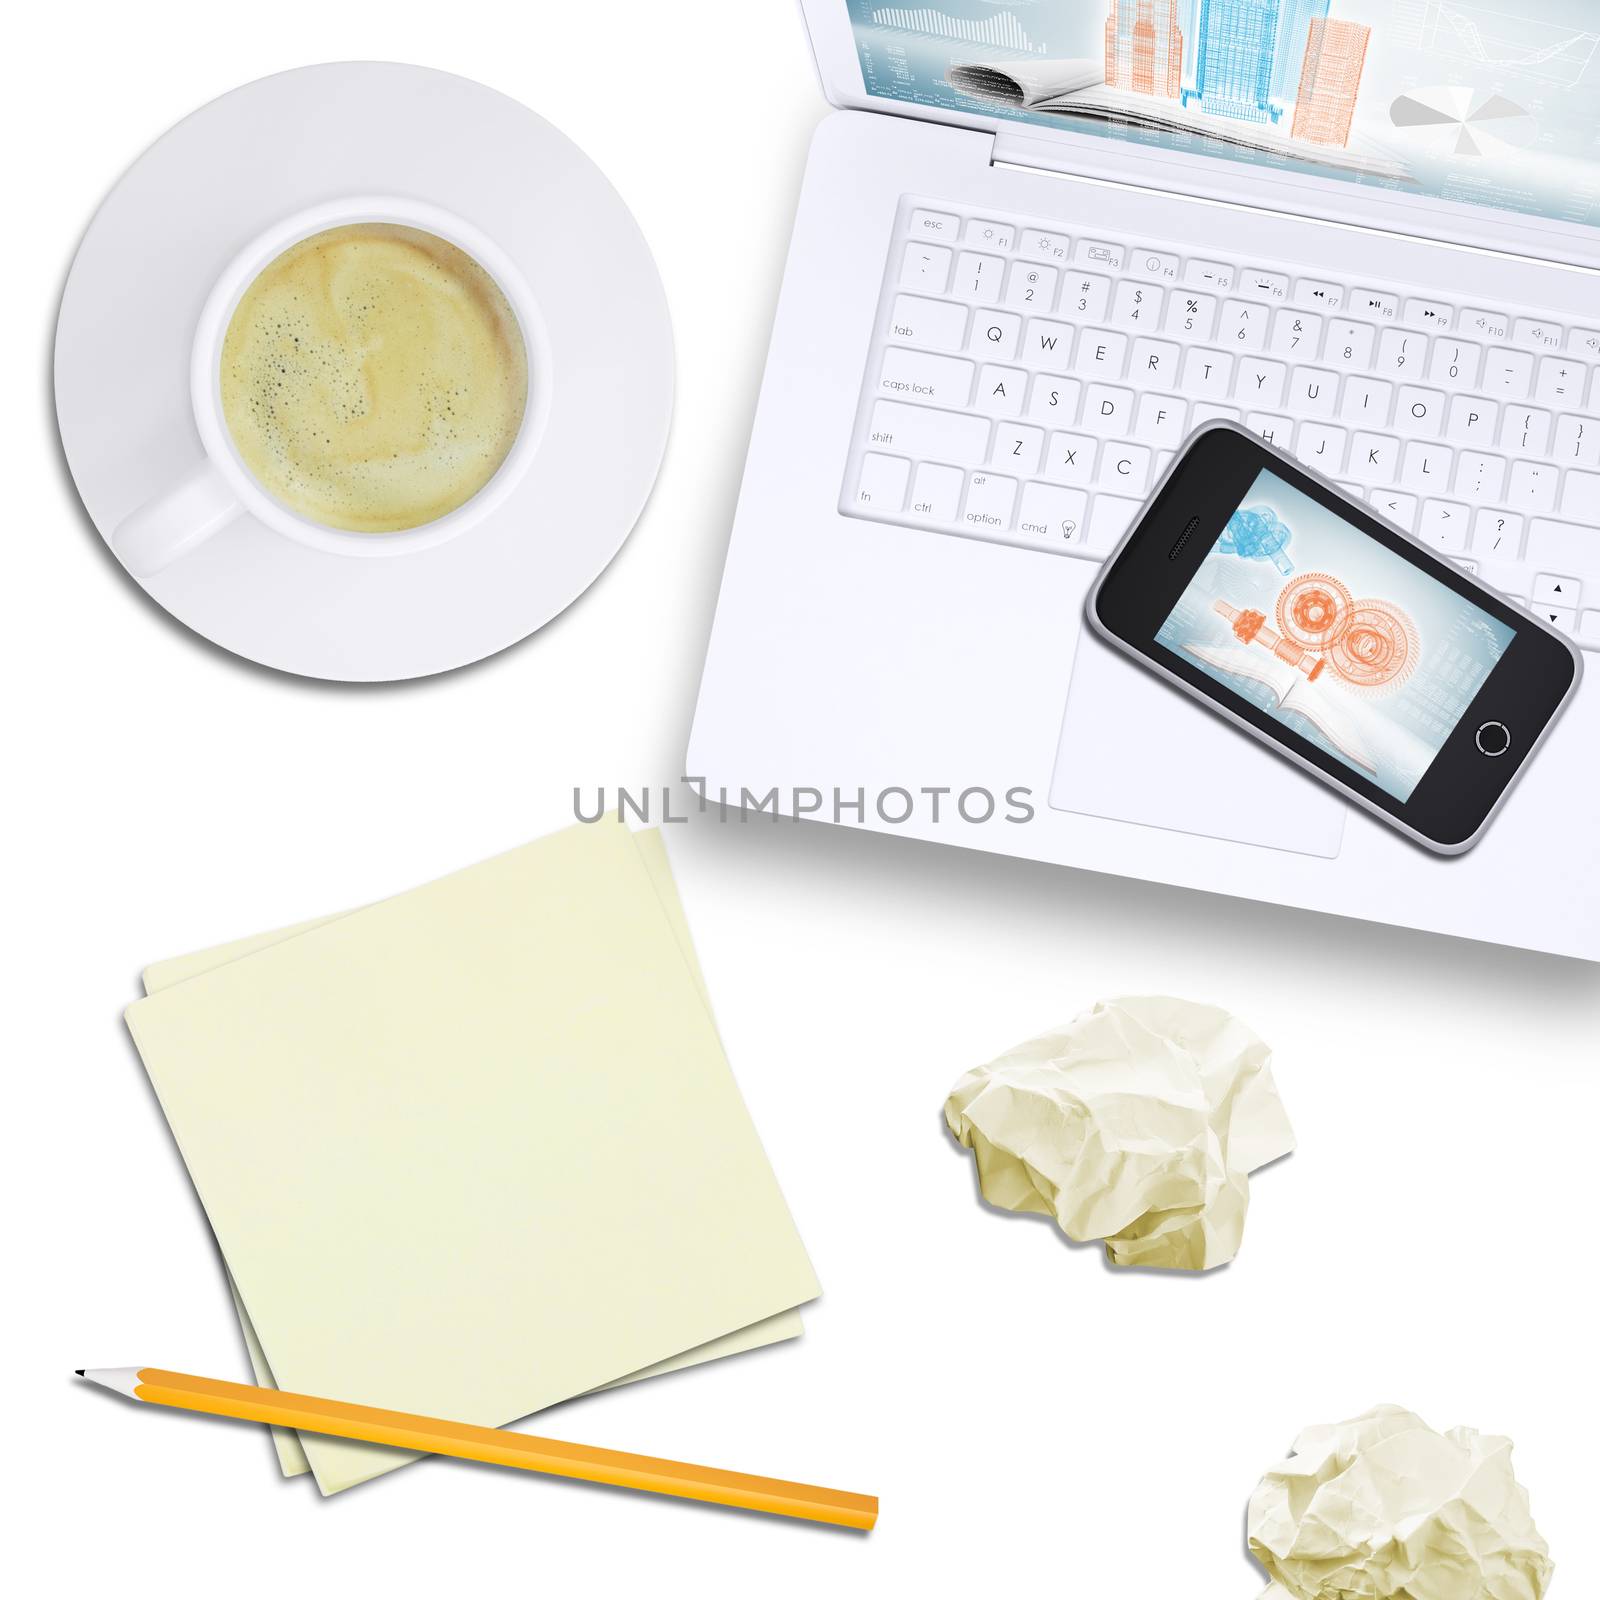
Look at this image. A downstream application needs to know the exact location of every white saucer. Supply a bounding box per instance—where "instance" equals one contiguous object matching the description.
[55,63,673,681]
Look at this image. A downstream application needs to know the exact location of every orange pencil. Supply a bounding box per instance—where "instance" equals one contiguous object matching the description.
[76,1367,876,1530]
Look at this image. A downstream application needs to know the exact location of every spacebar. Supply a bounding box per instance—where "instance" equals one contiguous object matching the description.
[868,400,989,462]
[1525,518,1599,580]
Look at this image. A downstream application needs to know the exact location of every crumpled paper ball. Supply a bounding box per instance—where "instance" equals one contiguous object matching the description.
[943,996,1293,1271]
[1249,1406,1553,1600]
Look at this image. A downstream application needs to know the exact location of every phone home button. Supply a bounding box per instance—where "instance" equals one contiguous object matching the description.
[1475,720,1512,757]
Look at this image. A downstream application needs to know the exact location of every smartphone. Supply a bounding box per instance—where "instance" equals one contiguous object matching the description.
[1087,422,1582,854]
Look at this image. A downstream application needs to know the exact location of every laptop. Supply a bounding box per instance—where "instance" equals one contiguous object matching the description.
[688,0,1600,961]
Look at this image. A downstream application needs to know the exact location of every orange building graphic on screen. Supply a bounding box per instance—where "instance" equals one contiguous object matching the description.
[1104,0,1184,101]
[1291,18,1371,148]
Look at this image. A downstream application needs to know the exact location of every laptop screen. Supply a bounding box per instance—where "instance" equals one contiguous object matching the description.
[842,2,1600,232]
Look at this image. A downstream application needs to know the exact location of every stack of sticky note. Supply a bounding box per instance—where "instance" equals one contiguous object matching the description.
[125,821,819,1495]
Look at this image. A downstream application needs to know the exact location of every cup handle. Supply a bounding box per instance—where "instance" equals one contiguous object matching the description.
[112,459,243,579]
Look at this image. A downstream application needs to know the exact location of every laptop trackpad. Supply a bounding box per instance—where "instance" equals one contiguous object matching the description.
[1048,630,1347,858]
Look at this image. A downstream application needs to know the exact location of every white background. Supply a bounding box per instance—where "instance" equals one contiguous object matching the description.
[7,2,1598,1594]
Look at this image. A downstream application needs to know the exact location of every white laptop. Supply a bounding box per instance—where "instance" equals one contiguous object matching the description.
[688,0,1600,961]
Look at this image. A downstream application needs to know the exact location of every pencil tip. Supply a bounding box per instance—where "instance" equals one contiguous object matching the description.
[74,1369,85,1377]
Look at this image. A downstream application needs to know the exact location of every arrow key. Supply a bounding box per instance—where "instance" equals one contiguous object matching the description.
[1532,573,1582,608]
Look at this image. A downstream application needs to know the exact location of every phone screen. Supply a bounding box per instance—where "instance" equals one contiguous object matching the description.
[1154,468,1517,803]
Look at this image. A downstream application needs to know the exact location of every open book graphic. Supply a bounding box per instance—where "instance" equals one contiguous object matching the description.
[1184,643,1379,774]
[948,57,1105,107]
[947,58,1411,184]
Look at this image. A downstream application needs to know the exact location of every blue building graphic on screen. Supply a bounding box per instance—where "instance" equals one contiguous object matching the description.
[1184,0,1284,124]
[1270,0,1330,104]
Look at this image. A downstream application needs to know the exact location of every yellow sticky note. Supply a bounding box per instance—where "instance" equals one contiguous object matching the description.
[147,829,803,1485]
[129,822,819,1495]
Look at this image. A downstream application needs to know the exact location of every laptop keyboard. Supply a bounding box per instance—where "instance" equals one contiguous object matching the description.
[840,196,1600,651]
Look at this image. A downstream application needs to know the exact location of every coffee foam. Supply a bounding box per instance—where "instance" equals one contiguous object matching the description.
[219,224,528,534]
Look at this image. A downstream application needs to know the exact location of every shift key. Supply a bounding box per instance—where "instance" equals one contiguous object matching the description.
[868,400,989,464]
[1526,517,1600,583]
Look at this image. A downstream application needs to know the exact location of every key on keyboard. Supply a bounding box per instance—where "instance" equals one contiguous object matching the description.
[840,196,1600,650]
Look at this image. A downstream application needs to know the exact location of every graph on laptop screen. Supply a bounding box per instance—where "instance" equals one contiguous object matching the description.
[1154,468,1516,799]
[844,2,1600,231]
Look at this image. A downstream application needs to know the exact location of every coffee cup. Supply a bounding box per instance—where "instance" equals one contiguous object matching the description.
[114,197,549,578]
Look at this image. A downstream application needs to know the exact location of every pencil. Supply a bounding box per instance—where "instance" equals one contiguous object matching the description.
[76,1367,876,1529]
